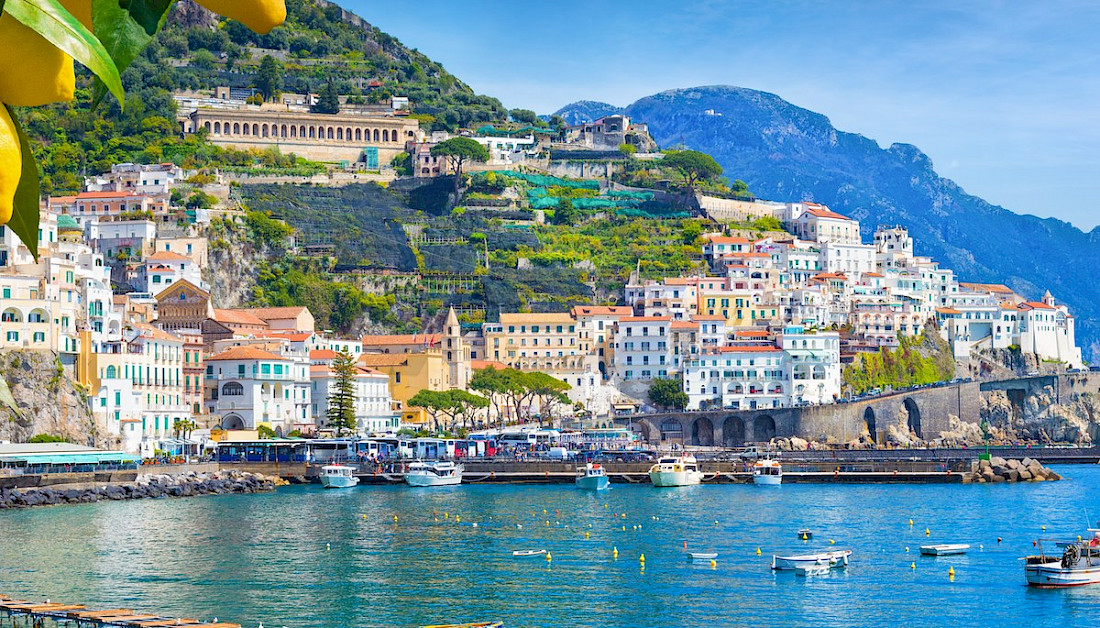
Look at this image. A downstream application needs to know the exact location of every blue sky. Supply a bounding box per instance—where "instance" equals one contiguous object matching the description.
[342,1,1100,230]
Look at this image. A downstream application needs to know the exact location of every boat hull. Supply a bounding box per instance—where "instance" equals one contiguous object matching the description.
[1025,562,1100,587]
[321,475,359,489]
[753,474,782,485]
[575,475,610,491]
[406,473,462,487]
[649,470,703,487]
[920,544,969,556]
[772,550,851,571]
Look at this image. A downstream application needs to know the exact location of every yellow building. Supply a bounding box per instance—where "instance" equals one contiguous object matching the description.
[358,351,448,425]
[700,293,780,327]
[482,312,582,369]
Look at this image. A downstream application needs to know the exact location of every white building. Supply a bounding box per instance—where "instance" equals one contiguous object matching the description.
[141,250,205,292]
[309,361,398,436]
[205,346,310,435]
[612,316,673,382]
[790,203,861,245]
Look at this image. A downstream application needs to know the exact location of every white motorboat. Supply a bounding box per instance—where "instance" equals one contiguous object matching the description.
[405,461,463,487]
[753,459,782,485]
[772,549,852,571]
[319,464,359,489]
[648,454,703,487]
[1025,532,1100,587]
[512,549,547,557]
[575,463,610,491]
[687,552,718,560]
[920,544,970,556]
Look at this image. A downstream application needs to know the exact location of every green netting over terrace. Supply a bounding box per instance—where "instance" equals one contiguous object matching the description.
[497,171,600,190]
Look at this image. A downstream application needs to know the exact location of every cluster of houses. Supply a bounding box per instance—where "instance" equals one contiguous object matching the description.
[0,149,1085,456]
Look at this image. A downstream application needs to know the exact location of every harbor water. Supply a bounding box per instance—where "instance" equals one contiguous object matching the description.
[2,465,1099,627]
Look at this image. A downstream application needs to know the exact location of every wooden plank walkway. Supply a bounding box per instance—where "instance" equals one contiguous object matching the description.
[0,597,241,628]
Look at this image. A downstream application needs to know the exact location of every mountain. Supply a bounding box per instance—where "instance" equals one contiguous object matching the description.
[551,100,623,126]
[577,85,1100,359]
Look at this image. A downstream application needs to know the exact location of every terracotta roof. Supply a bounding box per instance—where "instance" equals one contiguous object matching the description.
[571,306,633,317]
[253,331,314,341]
[212,309,268,327]
[959,282,1015,295]
[1020,301,1055,310]
[358,354,410,367]
[206,346,284,361]
[717,345,782,353]
[310,364,386,377]
[472,359,510,371]
[310,349,339,360]
[811,272,848,281]
[734,330,771,338]
[935,307,962,315]
[692,315,727,322]
[500,312,574,324]
[706,236,751,245]
[662,277,697,285]
[131,323,181,343]
[803,206,853,221]
[670,321,698,330]
[361,333,440,347]
[863,272,884,278]
[146,250,191,262]
[247,306,311,320]
[75,191,147,199]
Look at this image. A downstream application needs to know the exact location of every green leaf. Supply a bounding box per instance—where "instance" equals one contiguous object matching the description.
[90,0,175,106]
[4,0,124,106]
[5,105,40,263]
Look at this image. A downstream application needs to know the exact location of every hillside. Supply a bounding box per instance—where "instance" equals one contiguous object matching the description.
[552,100,623,126]
[573,85,1100,359]
[23,0,507,193]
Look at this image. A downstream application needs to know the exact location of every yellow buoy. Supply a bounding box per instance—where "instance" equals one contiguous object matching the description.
[802,533,808,541]
[613,546,619,558]
[361,514,367,520]
[444,512,449,519]
[456,516,461,523]
[605,503,609,508]
[910,562,916,570]
[585,532,590,539]
[948,566,955,576]
[756,547,761,556]
[639,553,646,563]
[546,552,552,562]
[546,520,551,527]
[925,528,931,536]
[543,509,547,515]
[829,539,836,545]
[1042,525,1047,531]
[710,559,717,569]
[393,515,398,522]
[622,525,626,531]
[909,519,914,526]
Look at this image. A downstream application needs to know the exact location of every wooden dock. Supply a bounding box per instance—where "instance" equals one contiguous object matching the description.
[0,595,242,628]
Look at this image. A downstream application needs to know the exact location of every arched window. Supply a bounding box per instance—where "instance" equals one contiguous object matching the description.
[345,127,352,140]
[1,308,21,322]
[281,124,288,137]
[261,124,269,137]
[28,308,46,323]
[106,365,117,379]
[355,128,361,141]
[242,124,250,136]
[373,129,380,142]
[300,125,306,137]
[309,126,315,139]
[233,122,240,134]
[336,127,343,140]
[222,382,244,396]
[290,125,296,138]
[213,122,221,133]
[327,127,334,139]
[203,121,211,131]
[252,123,259,136]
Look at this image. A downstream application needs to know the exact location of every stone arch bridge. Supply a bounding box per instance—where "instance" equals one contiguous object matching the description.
[630,381,982,447]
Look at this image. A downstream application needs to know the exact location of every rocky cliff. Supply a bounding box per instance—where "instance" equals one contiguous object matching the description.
[982,387,1100,444]
[0,351,102,446]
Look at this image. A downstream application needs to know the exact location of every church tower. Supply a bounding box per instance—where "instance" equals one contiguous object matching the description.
[443,307,471,389]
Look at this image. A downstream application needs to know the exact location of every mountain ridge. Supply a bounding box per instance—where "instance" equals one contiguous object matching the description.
[555,85,1100,358]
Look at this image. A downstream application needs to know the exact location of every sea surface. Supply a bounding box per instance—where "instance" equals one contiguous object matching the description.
[2,466,1099,628]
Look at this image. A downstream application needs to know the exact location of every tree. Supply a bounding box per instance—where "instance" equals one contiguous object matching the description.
[524,372,571,425]
[326,350,358,436]
[430,137,490,205]
[681,220,702,245]
[470,367,508,425]
[661,149,723,194]
[649,377,688,411]
[257,425,277,439]
[255,55,282,102]
[618,142,637,157]
[553,198,579,226]
[510,108,539,125]
[172,418,198,439]
[312,81,341,114]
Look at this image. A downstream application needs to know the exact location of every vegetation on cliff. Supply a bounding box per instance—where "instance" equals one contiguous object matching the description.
[842,329,956,394]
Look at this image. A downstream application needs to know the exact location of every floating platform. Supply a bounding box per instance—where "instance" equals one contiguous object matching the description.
[920,544,971,556]
[0,595,241,628]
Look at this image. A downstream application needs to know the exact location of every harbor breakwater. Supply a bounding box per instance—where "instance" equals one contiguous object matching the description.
[0,470,278,509]
[974,457,1061,483]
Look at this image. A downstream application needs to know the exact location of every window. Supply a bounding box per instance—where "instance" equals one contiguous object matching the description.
[222,382,243,396]
[5,331,16,341]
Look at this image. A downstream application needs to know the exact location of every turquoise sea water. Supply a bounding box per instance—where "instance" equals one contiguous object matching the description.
[2,466,1099,628]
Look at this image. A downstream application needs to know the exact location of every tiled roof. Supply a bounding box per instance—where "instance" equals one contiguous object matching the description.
[499,312,574,324]
[212,309,268,327]
[358,354,410,367]
[935,307,962,315]
[247,306,310,320]
[310,349,339,360]
[670,321,697,330]
[692,315,727,322]
[206,346,283,361]
[706,236,751,245]
[620,316,672,323]
[361,333,440,346]
[571,306,633,317]
[717,345,782,353]
[804,206,853,221]
[959,282,1015,295]
[471,359,510,371]
[146,250,192,262]
[1020,301,1055,310]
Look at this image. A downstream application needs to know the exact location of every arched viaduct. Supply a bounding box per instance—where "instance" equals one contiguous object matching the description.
[629,381,982,446]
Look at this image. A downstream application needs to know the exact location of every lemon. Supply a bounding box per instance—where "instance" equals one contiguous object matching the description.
[198,0,287,34]
[0,106,21,226]
[0,15,75,106]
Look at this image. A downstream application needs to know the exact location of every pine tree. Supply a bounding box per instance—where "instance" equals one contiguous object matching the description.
[326,350,357,436]
[312,81,341,114]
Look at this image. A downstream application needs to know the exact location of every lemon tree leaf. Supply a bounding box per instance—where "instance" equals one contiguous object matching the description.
[90,0,174,106]
[5,0,124,106]
[5,105,40,263]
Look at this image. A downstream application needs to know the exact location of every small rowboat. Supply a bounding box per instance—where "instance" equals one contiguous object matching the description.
[421,623,503,628]
[794,562,831,577]
[772,549,851,571]
[687,552,718,560]
[512,549,546,557]
[797,528,813,540]
[920,544,970,556]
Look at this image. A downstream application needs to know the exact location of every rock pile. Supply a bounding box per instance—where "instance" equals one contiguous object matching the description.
[974,456,1061,483]
[0,470,277,509]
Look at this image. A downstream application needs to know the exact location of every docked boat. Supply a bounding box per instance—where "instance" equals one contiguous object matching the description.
[920,544,970,556]
[648,454,704,487]
[575,463,610,491]
[753,459,783,485]
[772,549,852,571]
[1024,533,1100,587]
[319,464,359,489]
[405,461,463,487]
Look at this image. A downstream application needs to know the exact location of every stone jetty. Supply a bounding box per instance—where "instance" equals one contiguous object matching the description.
[0,470,279,509]
[974,456,1061,483]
